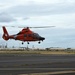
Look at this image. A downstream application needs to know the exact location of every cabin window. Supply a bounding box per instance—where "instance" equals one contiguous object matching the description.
[24,34,27,37]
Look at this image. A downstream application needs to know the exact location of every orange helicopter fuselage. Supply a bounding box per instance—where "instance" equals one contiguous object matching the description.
[2,26,45,44]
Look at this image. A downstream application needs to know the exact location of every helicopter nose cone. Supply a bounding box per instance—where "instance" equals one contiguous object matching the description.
[40,37,45,41]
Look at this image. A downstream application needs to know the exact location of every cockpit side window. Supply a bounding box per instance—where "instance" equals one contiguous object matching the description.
[28,34,32,37]
[33,33,40,39]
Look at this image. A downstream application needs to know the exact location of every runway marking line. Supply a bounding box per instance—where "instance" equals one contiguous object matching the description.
[19,71,75,75]
[0,68,75,70]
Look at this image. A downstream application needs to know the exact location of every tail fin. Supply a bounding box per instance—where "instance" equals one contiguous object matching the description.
[2,26,9,40]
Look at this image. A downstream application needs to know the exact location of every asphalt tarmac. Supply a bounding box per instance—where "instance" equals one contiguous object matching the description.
[0,54,75,75]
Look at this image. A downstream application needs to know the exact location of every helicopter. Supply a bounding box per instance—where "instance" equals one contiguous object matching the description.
[2,26,54,44]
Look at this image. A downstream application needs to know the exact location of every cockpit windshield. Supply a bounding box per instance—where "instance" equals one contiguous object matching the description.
[33,33,41,38]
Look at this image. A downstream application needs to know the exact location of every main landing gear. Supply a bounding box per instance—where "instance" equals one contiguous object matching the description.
[38,41,41,44]
[27,42,29,44]
[22,42,24,44]
[22,41,29,44]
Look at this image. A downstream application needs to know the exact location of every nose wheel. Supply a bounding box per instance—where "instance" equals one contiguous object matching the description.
[38,41,41,44]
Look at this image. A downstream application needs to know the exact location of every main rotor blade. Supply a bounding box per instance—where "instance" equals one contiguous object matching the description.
[29,26,55,28]
[10,26,55,28]
[0,25,55,28]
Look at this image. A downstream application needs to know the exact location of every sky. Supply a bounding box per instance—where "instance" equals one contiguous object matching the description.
[0,0,75,48]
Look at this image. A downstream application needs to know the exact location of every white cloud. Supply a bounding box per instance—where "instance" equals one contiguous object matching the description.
[4,1,75,17]
[0,12,16,22]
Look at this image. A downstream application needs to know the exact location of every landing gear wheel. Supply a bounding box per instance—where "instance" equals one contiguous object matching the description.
[22,42,24,44]
[27,42,29,44]
[38,41,41,44]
